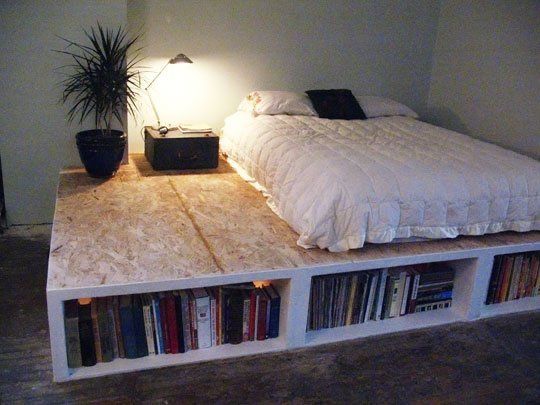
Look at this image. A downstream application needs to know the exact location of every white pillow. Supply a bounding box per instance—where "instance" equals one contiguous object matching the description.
[238,91,317,116]
[358,96,418,119]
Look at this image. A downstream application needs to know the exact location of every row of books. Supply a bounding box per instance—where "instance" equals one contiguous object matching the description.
[307,263,455,331]
[485,252,540,305]
[64,283,280,368]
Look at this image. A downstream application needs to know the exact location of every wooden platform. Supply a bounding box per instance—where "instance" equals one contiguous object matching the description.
[46,154,540,381]
[48,154,540,290]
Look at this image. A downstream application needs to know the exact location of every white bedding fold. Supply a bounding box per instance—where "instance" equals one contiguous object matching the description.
[221,112,540,252]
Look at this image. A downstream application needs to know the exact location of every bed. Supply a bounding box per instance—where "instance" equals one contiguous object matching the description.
[220,93,540,252]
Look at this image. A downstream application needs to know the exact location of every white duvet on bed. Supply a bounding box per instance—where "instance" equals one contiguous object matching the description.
[221,112,540,252]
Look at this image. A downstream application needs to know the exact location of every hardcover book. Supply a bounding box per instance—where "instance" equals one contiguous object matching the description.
[193,288,212,349]
[119,295,138,359]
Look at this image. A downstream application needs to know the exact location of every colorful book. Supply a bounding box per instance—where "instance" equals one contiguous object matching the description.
[158,292,170,353]
[119,295,138,359]
[264,285,281,338]
[193,288,211,349]
[242,290,251,342]
[256,288,268,340]
[151,294,164,354]
[132,295,149,358]
[179,290,192,351]
[142,295,156,355]
[164,293,179,354]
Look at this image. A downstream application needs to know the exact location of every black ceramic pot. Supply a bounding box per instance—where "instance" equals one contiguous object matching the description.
[76,130,126,178]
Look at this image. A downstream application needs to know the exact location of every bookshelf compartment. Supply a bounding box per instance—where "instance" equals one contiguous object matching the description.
[306,261,460,333]
[62,279,288,376]
[484,251,539,306]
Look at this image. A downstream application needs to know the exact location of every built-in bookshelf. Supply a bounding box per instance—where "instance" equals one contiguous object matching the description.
[63,282,282,373]
[485,251,539,305]
[48,237,540,382]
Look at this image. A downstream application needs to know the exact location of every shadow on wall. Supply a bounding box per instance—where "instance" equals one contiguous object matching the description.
[424,106,470,136]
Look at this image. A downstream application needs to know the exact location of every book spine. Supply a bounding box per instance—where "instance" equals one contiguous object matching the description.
[256,293,268,341]
[107,302,119,359]
[400,274,411,316]
[174,294,185,353]
[391,272,406,318]
[209,292,217,347]
[180,293,192,351]
[268,296,280,339]
[242,294,251,342]
[189,294,199,349]
[375,269,388,321]
[249,290,257,340]
[486,256,501,304]
[364,273,378,322]
[119,303,138,359]
[113,297,125,358]
[508,255,523,300]
[388,275,401,318]
[216,289,222,345]
[132,297,149,358]
[166,296,179,354]
[227,292,244,344]
[97,306,113,362]
[346,275,358,325]
[196,296,212,349]
[151,297,163,354]
[90,300,102,363]
[499,256,515,302]
[143,302,156,355]
[517,256,530,299]
[265,294,271,337]
[159,297,170,354]
[531,254,540,297]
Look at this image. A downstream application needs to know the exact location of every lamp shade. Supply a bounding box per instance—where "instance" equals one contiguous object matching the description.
[170,53,193,64]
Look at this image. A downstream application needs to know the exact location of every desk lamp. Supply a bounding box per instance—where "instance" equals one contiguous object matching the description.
[145,53,193,135]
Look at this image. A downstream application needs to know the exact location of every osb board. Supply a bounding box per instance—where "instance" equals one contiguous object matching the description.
[48,154,540,290]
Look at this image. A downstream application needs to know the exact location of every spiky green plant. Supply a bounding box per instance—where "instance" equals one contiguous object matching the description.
[56,24,143,136]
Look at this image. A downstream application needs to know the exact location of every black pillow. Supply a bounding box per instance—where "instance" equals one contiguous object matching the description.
[306,89,366,120]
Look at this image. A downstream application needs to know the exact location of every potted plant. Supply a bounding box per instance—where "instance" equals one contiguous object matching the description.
[57,24,142,178]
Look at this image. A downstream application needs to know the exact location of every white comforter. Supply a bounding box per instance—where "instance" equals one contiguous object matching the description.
[221,112,540,251]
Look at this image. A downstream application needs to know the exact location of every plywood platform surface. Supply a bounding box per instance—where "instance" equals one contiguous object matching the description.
[47,154,540,290]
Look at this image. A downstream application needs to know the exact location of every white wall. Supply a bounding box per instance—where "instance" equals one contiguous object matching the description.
[427,0,540,159]
[0,0,127,225]
[127,0,441,153]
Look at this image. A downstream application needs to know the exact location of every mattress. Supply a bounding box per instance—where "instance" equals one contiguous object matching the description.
[221,112,540,252]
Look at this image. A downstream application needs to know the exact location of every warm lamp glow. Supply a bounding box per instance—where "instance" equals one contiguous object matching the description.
[78,297,92,305]
[253,280,272,288]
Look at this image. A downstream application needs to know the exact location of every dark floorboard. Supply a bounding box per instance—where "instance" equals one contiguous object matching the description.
[1,230,539,404]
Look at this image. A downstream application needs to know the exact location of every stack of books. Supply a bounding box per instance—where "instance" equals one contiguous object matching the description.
[64,282,280,368]
[307,263,455,331]
[485,252,540,305]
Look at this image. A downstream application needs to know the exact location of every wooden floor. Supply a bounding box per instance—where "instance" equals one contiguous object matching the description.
[2,227,540,403]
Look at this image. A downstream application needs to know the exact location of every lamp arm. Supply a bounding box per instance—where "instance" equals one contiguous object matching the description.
[145,60,170,90]
[146,88,161,128]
